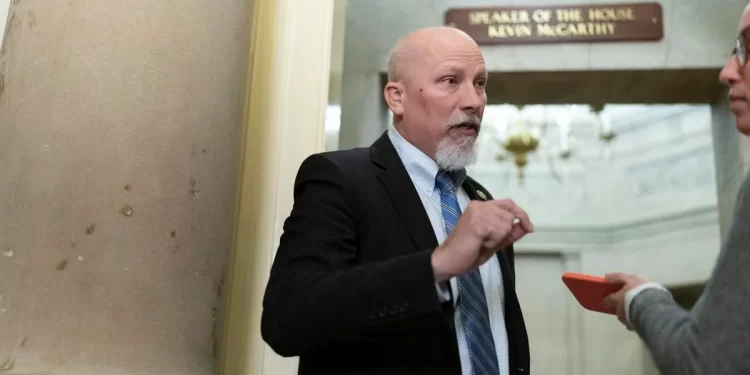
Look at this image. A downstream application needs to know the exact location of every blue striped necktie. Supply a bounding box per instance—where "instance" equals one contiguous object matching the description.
[435,170,500,375]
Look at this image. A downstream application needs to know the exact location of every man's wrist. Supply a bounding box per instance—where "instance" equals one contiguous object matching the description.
[431,249,452,283]
[624,282,670,326]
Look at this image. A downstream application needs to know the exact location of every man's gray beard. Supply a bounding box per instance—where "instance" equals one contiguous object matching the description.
[435,135,478,171]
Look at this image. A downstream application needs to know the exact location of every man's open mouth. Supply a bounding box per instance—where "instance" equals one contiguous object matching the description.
[454,122,479,130]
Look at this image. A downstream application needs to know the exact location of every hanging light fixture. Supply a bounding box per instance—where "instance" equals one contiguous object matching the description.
[499,106,540,184]
[491,103,618,186]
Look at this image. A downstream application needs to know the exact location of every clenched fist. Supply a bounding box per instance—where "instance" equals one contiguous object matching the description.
[431,199,533,282]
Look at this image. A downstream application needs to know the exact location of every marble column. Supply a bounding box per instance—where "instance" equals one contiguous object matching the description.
[337,72,389,149]
[0,1,251,374]
[336,1,389,150]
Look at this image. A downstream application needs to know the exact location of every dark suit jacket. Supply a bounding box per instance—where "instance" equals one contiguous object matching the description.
[261,132,530,375]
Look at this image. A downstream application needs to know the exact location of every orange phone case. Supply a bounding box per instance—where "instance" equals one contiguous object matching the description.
[561,272,623,315]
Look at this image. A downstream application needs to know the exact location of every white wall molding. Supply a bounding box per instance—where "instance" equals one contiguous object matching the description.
[517,203,719,256]
[220,0,334,374]
[0,0,9,48]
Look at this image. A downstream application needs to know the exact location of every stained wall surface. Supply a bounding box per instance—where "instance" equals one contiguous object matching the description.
[0,1,251,373]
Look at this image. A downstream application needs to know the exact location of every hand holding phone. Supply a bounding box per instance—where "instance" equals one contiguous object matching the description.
[562,272,624,315]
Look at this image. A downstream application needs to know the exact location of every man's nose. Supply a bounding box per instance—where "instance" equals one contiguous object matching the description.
[720,55,741,86]
[459,82,485,111]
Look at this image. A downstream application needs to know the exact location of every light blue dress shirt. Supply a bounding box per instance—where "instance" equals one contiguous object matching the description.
[388,126,509,375]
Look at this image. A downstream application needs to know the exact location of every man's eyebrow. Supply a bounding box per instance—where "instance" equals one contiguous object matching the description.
[432,63,488,78]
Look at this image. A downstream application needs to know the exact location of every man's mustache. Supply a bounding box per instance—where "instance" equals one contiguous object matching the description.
[445,112,482,130]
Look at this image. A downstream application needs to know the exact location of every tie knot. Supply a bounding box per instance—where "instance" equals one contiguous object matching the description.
[435,170,454,193]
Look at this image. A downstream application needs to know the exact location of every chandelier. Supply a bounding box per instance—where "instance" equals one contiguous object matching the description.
[500,118,539,182]
[492,104,616,184]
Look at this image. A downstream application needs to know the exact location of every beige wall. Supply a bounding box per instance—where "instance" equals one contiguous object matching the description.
[0,0,251,374]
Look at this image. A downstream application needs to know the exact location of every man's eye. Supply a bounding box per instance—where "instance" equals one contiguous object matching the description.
[476,80,487,88]
[443,77,457,84]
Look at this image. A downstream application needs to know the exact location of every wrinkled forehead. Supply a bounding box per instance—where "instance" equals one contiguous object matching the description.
[422,41,486,70]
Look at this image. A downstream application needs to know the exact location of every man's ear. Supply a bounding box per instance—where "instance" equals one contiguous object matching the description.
[384,82,405,116]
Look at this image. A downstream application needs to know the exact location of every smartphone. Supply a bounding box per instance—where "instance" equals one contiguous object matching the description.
[561,272,624,315]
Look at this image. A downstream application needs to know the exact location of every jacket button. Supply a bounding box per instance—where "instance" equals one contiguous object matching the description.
[379,307,388,317]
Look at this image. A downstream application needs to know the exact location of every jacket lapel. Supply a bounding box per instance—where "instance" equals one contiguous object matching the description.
[462,179,490,203]
[371,132,438,253]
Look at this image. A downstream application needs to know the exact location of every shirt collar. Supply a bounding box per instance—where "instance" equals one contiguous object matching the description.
[387,125,467,196]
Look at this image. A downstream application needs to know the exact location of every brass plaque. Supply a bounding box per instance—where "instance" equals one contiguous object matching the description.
[444,2,663,45]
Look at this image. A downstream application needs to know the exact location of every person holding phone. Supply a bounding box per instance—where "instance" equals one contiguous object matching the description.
[603,4,750,374]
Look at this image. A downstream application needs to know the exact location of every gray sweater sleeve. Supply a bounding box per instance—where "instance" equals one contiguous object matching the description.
[629,173,750,375]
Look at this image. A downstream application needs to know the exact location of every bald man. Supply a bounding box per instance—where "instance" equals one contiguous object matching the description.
[261,27,533,375]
